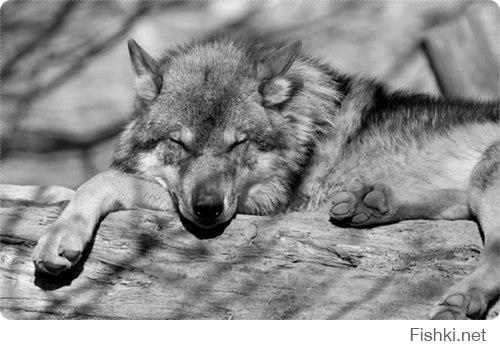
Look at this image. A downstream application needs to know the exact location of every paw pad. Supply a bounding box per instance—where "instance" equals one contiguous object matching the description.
[430,290,487,320]
[443,293,464,307]
[329,181,392,227]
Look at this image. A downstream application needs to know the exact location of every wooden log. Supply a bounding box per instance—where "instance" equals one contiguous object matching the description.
[0,185,498,319]
[422,5,499,100]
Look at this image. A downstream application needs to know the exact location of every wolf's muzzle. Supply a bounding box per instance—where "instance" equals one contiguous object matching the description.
[192,187,224,225]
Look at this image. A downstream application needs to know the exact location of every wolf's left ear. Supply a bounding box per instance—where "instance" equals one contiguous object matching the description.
[128,39,162,101]
[256,40,302,107]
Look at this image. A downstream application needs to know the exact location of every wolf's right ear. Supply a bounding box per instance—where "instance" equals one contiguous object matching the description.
[255,40,302,80]
[128,39,162,101]
[256,40,302,107]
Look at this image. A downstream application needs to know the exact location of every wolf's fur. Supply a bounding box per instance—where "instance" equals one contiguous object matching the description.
[33,35,500,319]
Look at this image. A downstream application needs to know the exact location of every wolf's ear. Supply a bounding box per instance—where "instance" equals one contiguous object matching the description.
[256,40,302,80]
[256,40,302,107]
[128,39,162,101]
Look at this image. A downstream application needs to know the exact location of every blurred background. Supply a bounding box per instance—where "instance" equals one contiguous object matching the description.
[1,0,498,189]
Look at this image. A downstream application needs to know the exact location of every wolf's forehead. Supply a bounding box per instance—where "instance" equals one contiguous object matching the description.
[151,42,261,134]
[158,48,255,126]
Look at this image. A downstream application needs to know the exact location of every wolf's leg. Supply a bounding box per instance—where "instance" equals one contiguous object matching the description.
[33,169,173,274]
[329,179,469,227]
[431,142,500,319]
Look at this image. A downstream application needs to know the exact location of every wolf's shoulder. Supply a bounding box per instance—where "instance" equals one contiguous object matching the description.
[358,82,500,132]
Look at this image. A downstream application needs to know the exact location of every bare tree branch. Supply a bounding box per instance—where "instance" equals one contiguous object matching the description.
[1,2,78,78]
[3,119,125,156]
[23,2,151,101]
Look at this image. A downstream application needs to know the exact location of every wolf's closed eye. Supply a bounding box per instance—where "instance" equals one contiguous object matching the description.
[228,137,248,152]
[169,138,189,152]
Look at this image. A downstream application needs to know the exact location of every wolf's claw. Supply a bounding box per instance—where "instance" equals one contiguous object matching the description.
[329,181,392,227]
[330,191,356,218]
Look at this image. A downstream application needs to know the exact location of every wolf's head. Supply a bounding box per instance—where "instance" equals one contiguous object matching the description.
[112,36,340,238]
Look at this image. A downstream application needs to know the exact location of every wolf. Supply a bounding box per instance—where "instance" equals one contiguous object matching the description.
[33,35,499,319]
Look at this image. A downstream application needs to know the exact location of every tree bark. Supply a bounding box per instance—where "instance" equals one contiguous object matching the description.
[0,185,498,319]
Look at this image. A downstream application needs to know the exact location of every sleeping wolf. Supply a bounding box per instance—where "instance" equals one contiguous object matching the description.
[33,36,499,319]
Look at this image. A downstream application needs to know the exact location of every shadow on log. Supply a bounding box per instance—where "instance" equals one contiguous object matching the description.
[0,185,498,319]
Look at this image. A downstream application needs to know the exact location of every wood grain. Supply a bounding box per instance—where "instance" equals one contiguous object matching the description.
[1,190,497,319]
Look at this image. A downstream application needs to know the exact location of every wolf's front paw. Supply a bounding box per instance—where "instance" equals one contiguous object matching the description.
[329,180,393,227]
[33,222,87,275]
[430,289,487,320]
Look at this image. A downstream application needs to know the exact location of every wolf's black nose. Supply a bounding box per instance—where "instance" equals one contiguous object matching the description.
[193,191,224,223]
